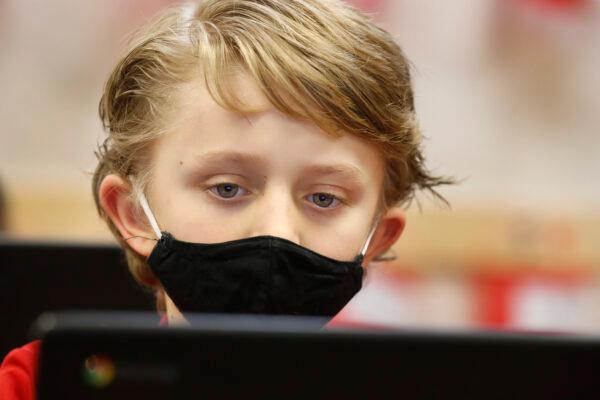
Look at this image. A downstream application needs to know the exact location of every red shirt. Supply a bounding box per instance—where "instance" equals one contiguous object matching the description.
[0,341,41,400]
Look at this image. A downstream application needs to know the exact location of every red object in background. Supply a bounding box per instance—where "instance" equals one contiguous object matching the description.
[512,0,588,13]
[472,274,514,328]
[471,268,590,330]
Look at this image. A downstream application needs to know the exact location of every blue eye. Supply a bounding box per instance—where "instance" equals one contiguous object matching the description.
[212,183,240,199]
[310,193,339,208]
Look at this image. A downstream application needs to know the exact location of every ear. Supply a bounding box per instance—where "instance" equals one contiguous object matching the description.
[98,174,156,257]
[362,207,406,266]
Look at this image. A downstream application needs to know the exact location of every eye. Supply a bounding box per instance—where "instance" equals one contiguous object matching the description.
[209,183,244,199]
[310,193,340,208]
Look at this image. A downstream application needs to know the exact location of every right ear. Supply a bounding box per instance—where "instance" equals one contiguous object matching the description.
[98,174,156,257]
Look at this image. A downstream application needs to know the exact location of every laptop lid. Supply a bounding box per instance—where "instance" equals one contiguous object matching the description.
[35,311,600,400]
[0,239,154,359]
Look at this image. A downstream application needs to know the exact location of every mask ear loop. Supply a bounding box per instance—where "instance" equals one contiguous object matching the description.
[139,192,162,239]
[358,214,380,258]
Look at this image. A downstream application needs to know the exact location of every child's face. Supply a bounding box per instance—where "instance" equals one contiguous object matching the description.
[101,72,405,322]
[147,73,391,261]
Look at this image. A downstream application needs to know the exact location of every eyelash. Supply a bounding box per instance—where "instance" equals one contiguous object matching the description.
[207,183,249,200]
[206,182,345,210]
[305,193,343,209]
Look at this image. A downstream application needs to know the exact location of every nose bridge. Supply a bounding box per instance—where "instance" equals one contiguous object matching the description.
[250,184,300,243]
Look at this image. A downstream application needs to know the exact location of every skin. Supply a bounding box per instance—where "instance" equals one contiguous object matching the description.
[99,73,406,324]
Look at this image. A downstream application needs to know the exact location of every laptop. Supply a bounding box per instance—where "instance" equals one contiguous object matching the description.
[34,311,600,399]
[0,238,153,359]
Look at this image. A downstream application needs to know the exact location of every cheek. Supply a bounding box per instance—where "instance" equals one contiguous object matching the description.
[309,235,362,261]
[302,211,375,261]
[156,191,253,243]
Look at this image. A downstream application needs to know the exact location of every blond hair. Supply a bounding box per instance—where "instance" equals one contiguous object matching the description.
[93,0,452,310]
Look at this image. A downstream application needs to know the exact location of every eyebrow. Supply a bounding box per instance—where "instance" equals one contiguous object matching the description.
[192,151,267,168]
[303,164,366,185]
[190,151,365,185]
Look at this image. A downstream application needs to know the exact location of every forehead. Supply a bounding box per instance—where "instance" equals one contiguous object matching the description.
[156,73,385,185]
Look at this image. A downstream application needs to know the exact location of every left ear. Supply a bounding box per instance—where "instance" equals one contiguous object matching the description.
[362,207,406,265]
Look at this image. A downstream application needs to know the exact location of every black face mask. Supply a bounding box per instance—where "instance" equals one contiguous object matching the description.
[139,194,377,317]
[147,232,364,316]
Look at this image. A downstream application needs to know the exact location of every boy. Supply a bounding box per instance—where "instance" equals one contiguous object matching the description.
[0,0,449,397]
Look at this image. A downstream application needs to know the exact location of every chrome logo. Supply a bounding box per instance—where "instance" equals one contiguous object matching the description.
[82,354,116,389]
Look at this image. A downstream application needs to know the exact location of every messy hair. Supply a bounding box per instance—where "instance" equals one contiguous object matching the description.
[93,0,452,310]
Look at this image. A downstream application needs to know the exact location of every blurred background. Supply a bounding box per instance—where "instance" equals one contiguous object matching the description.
[1,0,599,333]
